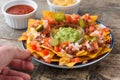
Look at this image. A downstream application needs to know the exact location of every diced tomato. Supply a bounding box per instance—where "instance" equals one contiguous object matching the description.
[47,25,52,31]
[103,28,110,32]
[65,15,73,23]
[54,46,61,52]
[42,50,49,56]
[48,18,55,25]
[36,47,42,51]
[42,19,52,31]
[43,38,53,49]
[73,14,80,20]
[89,25,95,32]
[35,20,41,24]
[65,14,79,24]
[93,42,98,49]
[100,30,104,36]
[60,41,70,46]
[73,19,79,25]
[82,13,90,21]
[31,41,37,50]
[74,57,80,62]
[44,38,51,43]
[43,42,53,49]
[43,18,55,25]
[43,42,49,47]
[44,58,51,63]
[64,41,70,45]
[60,41,70,48]
[71,57,80,62]
[72,14,80,25]
[42,31,47,35]
[31,45,37,50]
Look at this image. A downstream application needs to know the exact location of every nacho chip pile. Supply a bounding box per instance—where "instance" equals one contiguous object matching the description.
[18,11,111,68]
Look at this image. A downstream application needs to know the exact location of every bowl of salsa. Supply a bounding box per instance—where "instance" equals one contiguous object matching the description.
[1,0,38,29]
[6,5,34,15]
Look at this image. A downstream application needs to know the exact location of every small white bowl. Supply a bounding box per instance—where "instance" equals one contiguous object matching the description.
[1,0,38,29]
[47,0,81,14]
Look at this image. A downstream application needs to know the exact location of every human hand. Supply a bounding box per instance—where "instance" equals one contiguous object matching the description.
[0,46,34,80]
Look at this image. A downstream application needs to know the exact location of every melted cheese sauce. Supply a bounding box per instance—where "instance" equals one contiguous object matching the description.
[52,0,77,6]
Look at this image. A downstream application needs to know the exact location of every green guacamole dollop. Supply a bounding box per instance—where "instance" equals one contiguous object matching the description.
[54,27,81,43]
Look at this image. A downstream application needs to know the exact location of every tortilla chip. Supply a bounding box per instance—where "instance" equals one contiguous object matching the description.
[18,36,27,41]
[104,36,111,42]
[28,19,36,32]
[103,32,110,37]
[51,59,60,62]
[18,32,28,41]
[36,51,44,58]
[40,45,70,58]
[90,15,98,22]
[42,10,55,18]
[41,45,53,51]
[26,43,35,53]
[76,50,88,56]
[59,57,70,66]
[87,47,103,58]
[35,50,55,60]
[98,47,111,56]
[80,56,91,62]
[32,53,39,59]
[46,51,55,59]
[65,62,77,68]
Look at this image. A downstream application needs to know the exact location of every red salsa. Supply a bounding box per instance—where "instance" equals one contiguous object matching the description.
[6,5,34,15]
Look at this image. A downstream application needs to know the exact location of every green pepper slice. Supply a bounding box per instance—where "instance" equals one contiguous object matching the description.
[35,25,43,32]
[79,18,86,28]
[50,38,59,46]
[54,12,65,21]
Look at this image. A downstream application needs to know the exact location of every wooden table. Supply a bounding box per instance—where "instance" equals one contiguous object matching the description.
[0,0,120,80]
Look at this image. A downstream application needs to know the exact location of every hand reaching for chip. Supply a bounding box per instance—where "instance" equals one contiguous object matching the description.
[0,45,34,80]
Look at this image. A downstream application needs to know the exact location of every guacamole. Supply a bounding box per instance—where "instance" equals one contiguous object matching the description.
[54,27,81,43]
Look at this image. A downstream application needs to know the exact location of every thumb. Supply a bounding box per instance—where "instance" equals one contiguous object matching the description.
[0,46,31,59]
[14,49,31,60]
[0,46,31,69]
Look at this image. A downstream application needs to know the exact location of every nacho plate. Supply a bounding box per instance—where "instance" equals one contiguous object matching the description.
[20,12,114,68]
[21,22,114,69]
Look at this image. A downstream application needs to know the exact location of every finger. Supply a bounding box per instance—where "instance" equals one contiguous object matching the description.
[0,46,31,70]
[1,67,30,80]
[0,46,31,60]
[13,49,31,60]
[0,75,23,80]
[9,59,34,71]
[25,57,32,61]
